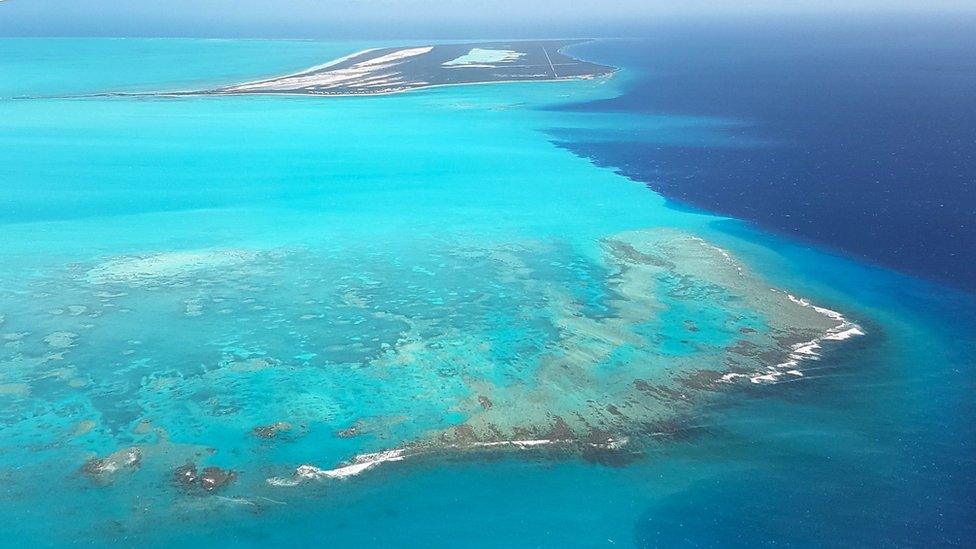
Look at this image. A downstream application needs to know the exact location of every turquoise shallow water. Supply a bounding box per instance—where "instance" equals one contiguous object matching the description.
[0,39,974,547]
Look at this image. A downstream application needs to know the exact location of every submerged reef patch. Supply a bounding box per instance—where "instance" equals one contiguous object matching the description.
[0,228,860,504]
[174,463,238,492]
[82,447,142,484]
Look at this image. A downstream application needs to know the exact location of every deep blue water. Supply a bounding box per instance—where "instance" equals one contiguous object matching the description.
[556,16,976,290]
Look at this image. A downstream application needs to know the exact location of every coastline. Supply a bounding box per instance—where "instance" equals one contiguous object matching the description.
[6,40,618,101]
[98,40,616,99]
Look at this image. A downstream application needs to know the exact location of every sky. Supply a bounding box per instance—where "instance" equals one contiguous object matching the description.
[1,0,975,38]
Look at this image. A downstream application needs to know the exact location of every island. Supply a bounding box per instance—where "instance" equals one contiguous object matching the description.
[181,39,615,96]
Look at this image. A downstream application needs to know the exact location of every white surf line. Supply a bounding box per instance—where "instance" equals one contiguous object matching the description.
[689,237,746,276]
[267,448,409,486]
[266,437,628,486]
[722,290,865,385]
[542,46,558,77]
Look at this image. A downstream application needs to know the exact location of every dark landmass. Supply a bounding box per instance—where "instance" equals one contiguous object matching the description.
[183,39,614,96]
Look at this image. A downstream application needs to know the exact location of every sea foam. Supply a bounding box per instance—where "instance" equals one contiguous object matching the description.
[724,291,865,384]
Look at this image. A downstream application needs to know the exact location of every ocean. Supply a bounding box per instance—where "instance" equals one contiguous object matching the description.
[554,16,976,290]
[0,19,974,547]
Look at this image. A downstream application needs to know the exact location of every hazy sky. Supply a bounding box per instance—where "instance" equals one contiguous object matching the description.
[1,0,974,38]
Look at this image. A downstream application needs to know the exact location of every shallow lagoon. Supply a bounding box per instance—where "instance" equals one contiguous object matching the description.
[0,38,973,546]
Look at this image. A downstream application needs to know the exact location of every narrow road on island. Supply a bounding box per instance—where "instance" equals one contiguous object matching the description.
[542,46,558,77]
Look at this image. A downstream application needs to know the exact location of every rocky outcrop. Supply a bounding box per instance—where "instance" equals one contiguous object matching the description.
[252,421,293,439]
[81,447,142,483]
[173,462,237,492]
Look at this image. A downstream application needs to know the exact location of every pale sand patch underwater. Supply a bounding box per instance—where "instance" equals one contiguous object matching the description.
[85,250,253,285]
